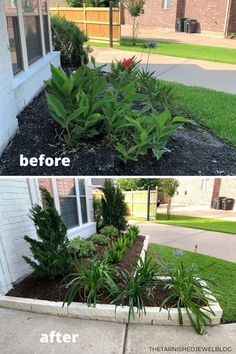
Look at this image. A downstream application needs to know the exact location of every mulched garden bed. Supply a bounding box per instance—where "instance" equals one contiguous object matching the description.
[7,235,145,304]
[0,90,236,176]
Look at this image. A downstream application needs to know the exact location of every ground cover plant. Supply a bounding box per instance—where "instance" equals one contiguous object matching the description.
[148,244,236,324]
[88,38,236,65]
[67,236,96,258]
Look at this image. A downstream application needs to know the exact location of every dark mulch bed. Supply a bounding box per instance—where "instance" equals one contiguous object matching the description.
[7,235,145,304]
[0,90,236,176]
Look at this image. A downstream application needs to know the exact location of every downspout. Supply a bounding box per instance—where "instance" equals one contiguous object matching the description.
[224,0,232,37]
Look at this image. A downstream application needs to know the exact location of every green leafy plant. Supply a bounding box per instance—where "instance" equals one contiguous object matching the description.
[101,180,127,232]
[23,188,72,280]
[63,259,117,307]
[160,255,217,335]
[104,236,128,264]
[124,225,139,247]
[111,56,140,80]
[68,237,96,258]
[100,225,119,239]
[51,15,88,67]
[117,253,159,321]
[45,63,109,146]
[115,110,190,163]
[92,234,110,245]
[93,197,103,230]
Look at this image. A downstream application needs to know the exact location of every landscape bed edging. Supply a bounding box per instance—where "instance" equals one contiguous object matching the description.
[0,235,223,326]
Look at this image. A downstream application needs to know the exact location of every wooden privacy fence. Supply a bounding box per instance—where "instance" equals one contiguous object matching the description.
[123,190,158,219]
[50,6,121,42]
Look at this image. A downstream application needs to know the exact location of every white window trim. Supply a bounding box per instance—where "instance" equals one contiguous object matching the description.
[162,0,170,9]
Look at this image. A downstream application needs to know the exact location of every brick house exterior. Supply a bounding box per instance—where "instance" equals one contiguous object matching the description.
[172,178,236,210]
[124,0,236,36]
[0,178,96,295]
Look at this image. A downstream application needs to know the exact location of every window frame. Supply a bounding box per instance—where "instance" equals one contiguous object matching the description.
[51,178,90,232]
[4,0,52,76]
[162,0,171,10]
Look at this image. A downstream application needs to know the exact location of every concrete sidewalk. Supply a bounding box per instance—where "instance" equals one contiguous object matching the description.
[122,25,236,49]
[92,46,236,94]
[0,308,236,354]
[130,221,236,262]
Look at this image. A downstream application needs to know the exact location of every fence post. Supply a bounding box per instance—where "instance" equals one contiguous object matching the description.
[109,1,113,47]
[83,4,87,36]
[147,187,151,221]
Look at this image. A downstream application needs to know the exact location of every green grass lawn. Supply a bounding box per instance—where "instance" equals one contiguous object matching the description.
[148,243,236,323]
[167,80,236,147]
[155,214,236,234]
[88,38,236,65]
[128,214,236,234]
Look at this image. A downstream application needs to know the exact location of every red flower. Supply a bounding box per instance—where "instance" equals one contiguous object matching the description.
[121,58,133,70]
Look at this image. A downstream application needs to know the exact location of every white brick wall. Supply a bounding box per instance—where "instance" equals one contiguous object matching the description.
[0,4,60,156]
[0,178,96,295]
[0,178,36,295]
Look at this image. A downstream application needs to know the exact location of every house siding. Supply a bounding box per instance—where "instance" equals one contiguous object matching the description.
[0,4,60,157]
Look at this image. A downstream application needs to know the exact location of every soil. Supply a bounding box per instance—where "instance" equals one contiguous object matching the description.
[0,90,236,176]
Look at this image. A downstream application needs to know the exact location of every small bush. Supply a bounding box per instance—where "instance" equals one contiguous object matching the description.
[51,15,88,67]
[93,197,103,230]
[92,234,110,245]
[68,237,96,258]
[100,225,119,238]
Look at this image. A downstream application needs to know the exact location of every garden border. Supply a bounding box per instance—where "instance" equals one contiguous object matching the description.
[0,235,223,326]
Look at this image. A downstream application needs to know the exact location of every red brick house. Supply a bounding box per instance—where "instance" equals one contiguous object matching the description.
[124,0,236,37]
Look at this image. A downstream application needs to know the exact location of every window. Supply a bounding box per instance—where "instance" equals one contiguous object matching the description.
[4,0,23,75]
[4,0,51,75]
[21,0,42,64]
[162,0,171,9]
[201,179,209,191]
[57,179,79,229]
[79,179,88,224]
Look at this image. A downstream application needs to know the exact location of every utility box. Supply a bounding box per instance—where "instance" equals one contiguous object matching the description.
[222,198,235,211]
[184,19,198,33]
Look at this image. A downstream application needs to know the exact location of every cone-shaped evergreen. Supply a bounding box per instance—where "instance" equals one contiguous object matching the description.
[23,188,72,279]
[101,179,127,232]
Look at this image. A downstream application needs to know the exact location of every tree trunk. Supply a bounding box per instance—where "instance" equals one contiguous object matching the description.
[167,198,172,220]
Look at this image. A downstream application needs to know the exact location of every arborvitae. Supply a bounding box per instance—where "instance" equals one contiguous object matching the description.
[101,179,127,232]
[23,188,72,279]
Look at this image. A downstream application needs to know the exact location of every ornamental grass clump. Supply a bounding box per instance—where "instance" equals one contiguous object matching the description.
[160,251,217,335]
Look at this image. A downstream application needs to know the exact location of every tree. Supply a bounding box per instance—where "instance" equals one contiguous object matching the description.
[161,179,179,220]
[117,178,161,191]
[23,188,72,280]
[125,0,145,44]
[101,179,127,232]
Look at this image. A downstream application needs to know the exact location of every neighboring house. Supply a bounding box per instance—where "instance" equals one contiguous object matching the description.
[172,178,236,209]
[0,178,96,295]
[124,0,236,36]
[0,0,60,156]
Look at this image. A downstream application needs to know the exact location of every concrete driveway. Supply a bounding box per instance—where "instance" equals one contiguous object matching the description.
[0,308,236,354]
[130,221,236,262]
[92,47,236,94]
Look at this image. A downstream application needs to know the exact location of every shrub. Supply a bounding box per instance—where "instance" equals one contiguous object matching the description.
[63,259,117,307]
[100,225,119,239]
[160,255,217,335]
[23,188,72,280]
[101,180,127,232]
[68,237,96,258]
[51,15,88,67]
[93,197,103,230]
[92,234,109,245]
